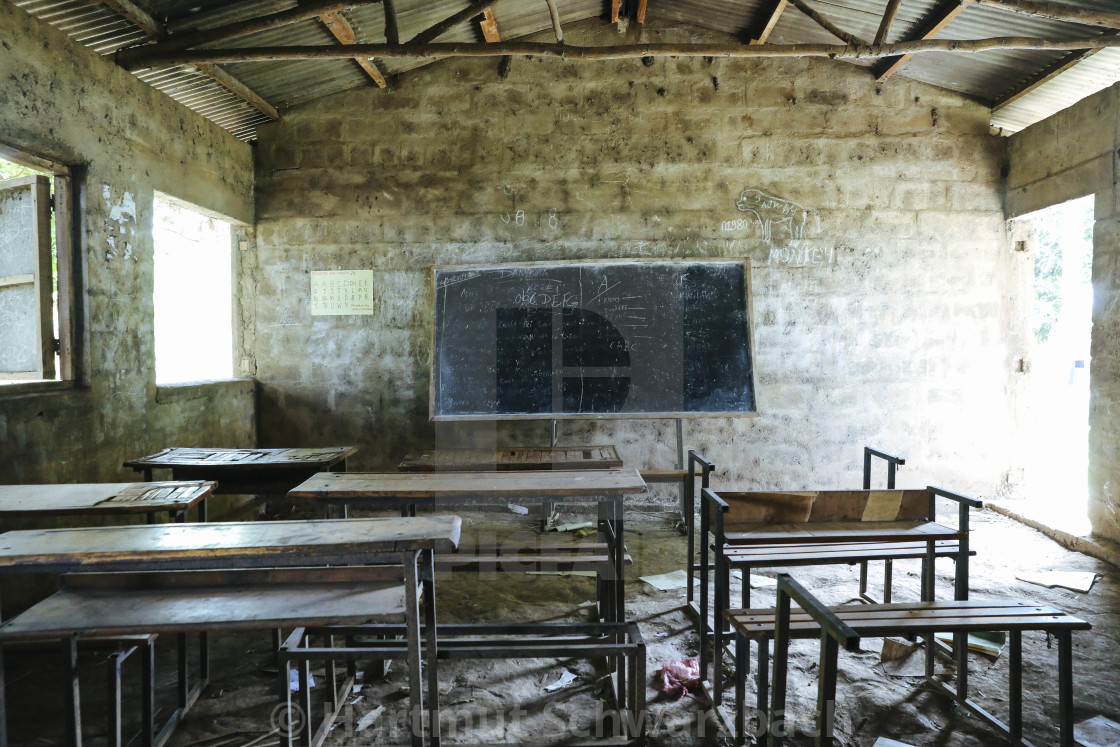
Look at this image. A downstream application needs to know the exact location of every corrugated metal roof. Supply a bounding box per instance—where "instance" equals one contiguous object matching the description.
[14,0,1120,140]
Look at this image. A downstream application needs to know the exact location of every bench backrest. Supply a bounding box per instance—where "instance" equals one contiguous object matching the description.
[712,489,929,525]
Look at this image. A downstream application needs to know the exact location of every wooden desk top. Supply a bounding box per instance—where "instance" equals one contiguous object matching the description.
[0,482,214,517]
[0,515,462,574]
[399,446,623,472]
[124,446,357,471]
[290,468,648,501]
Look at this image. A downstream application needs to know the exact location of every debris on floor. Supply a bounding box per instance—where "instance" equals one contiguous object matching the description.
[1017,570,1098,593]
[872,738,917,747]
[934,631,1006,657]
[544,670,578,692]
[355,705,384,732]
[289,670,315,691]
[639,569,696,590]
[657,657,704,701]
[507,503,529,515]
[1075,714,1120,747]
[548,521,595,532]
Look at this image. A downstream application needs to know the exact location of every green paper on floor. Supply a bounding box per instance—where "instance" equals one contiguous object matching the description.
[934,630,1006,657]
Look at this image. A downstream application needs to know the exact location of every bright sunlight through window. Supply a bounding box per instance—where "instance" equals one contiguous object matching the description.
[153,194,233,384]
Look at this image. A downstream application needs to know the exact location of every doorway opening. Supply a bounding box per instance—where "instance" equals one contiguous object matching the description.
[1019,194,1094,535]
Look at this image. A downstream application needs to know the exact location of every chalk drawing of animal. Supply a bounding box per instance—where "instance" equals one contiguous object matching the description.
[736,189,809,243]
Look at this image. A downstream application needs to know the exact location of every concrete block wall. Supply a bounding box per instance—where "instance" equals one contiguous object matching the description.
[253,19,1025,502]
[1007,83,1120,542]
[0,3,257,491]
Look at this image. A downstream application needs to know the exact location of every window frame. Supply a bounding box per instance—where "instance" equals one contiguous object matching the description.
[0,142,85,395]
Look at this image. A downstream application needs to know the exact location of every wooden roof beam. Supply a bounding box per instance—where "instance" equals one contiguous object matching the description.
[975,0,1120,29]
[874,0,902,44]
[319,11,388,88]
[410,0,505,44]
[873,0,974,82]
[992,30,1119,111]
[611,0,620,24]
[116,0,380,70]
[545,0,565,41]
[383,0,400,45]
[100,0,165,39]
[91,0,279,121]
[635,0,647,25]
[749,0,789,45]
[130,34,1120,65]
[480,8,501,42]
[787,0,869,46]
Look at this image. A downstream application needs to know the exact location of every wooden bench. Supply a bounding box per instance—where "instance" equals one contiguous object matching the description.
[281,621,647,747]
[726,574,1091,746]
[699,483,981,703]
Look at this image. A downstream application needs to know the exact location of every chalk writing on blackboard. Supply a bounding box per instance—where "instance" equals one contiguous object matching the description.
[431,260,756,420]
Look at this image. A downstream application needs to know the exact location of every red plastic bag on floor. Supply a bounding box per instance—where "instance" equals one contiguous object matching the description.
[657,657,704,701]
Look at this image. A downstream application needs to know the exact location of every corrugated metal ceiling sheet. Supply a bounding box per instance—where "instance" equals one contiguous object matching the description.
[14,0,1120,140]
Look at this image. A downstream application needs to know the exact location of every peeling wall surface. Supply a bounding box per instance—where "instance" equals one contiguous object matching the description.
[252,20,1025,501]
[1008,83,1120,542]
[0,2,256,491]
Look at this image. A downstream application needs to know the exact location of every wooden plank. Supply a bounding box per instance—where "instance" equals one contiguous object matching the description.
[0,274,34,289]
[975,0,1120,28]
[480,8,501,42]
[0,516,462,573]
[724,540,963,561]
[292,468,647,500]
[410,0,505,45]
[787,0,868,45]
[724,521,959,544]
[0,582,409,640]
[383,0,400,45]
[635,0,647,24]
[399,445,623,471]
[99,0,166,39]
[0,481,213,516]
[750,0,789,45]
[734,614,1090,638]
[715,490,928,524]
[193,63,280,119]
[874,0,974,82]
[319,11,388,88]
[992,38,1115,111]
[611,0,620,23]
[125,446,357,469]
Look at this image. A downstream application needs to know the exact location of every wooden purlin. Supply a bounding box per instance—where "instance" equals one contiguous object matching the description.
[750,0,789,45]
[873,0,975,82]
[319,11,388,88]
[992,36,1116,112]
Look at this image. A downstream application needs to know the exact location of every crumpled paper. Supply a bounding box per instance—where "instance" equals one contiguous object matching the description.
[657,657,706,702]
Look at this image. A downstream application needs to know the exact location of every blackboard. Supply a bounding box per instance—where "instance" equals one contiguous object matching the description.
[430,259,756,420]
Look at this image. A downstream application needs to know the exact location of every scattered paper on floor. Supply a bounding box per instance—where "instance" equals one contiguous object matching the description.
[355,705,384,732]
[544,670,578,692]
[289,670,315,691]
[934,631,1005,657]
[872,739,916,747]
[1075,714,1120,747]
[1016,570,1097,593]
[640,570,697,590]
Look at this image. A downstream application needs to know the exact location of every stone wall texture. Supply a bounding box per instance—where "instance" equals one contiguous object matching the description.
[1009,83,1120,542]
[252,19,1025,503]
[0,2,257,493]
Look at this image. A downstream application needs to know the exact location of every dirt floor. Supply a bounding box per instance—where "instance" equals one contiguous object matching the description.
[3,505,1118,746]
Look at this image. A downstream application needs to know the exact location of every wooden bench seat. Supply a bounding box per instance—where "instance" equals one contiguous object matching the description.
[697,481,982,708]
[725,581,1091,746]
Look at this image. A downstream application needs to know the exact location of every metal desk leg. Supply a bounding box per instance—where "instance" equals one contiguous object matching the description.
[1058,630,1073,747]
[403,551,426,747]
[421,549,441,747]
[197,498,208,523]
[1008,630,1021,744]
[142,639,155,747]
[64,635,82,747]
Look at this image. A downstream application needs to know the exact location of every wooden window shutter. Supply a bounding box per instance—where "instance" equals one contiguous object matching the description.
[0,174,55,379]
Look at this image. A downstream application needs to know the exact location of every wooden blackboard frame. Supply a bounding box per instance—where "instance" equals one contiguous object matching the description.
[429,258,758,421]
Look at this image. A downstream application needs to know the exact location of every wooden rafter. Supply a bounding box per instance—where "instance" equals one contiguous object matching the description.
[611,0,620,24]
[90,0,278,121]
[750,0,789,45]
[874,0,903,44]
[786,0,868,46]
[319,11,388,88]
[636,0,648,25]
[992,31,1119,111]
[411,0,505,44]
[383,0,400,46]
[100,0,165,39]
[121,34,1120,66]
[480,9,501,42]
[976,0,1120,29]
[116,0,380,70]
[545,0,565,41]
[873,0,974,82]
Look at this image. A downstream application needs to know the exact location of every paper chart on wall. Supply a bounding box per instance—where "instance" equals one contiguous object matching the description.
[310,270,374,315]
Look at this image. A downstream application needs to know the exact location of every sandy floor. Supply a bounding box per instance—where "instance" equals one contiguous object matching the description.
[3,506,1117,746]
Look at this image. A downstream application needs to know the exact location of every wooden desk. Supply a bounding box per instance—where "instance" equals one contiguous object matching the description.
[0,516,460,747]
[289,469,647,625]
[123,446,357,495]
[0,481,214,524]
[399,445,623,471]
